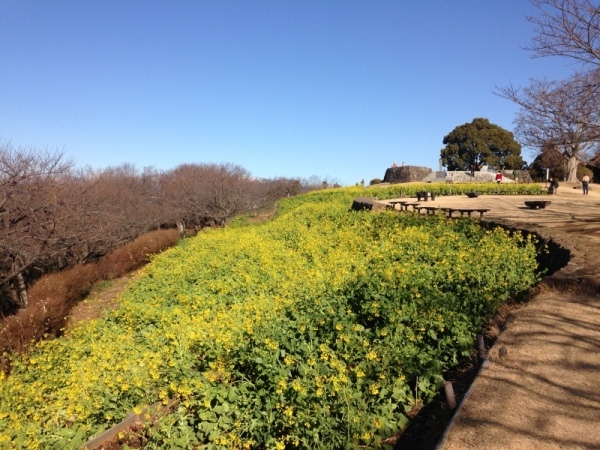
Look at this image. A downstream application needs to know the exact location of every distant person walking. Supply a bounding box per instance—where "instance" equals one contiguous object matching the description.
[513,170,519,183]
[549,177,559,195]
[495,171,503,184]
[582,174,590,195]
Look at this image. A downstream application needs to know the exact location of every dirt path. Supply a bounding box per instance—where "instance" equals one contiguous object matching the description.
[392,183,600,450]
[68,272,140,328]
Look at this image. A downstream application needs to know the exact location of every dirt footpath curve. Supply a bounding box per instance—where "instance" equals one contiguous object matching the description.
[396,184,600,450]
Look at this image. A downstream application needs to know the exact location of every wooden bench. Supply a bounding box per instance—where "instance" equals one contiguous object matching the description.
[441,208,490,219]
[416,191,436,201]
[387,200,405,210]
[388,201,420,211]
[524,201,551,209]
[415,206,441,215]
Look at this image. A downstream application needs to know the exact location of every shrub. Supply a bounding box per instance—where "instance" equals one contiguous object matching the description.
[97,229,180,280]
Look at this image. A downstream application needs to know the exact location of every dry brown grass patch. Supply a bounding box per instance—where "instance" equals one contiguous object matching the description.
[538,276,600,294]
[0,228,180,372]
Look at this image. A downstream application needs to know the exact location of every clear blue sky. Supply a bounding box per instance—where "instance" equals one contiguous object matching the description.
[1,1,576,185]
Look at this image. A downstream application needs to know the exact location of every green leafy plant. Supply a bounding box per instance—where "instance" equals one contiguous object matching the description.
[0,189,541,449]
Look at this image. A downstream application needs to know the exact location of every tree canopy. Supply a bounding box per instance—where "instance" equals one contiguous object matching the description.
[496,0,600,182]
[497,69,600,181]
[440,118,525,171]
[527,0,600,67]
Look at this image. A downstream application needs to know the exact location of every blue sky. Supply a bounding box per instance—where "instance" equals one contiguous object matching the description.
[1,1,576,185]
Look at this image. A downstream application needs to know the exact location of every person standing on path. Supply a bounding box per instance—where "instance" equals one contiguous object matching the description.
[582,174,590,195]
[495,171,503,184]
[549,177,559,195]
[513,170,519,183]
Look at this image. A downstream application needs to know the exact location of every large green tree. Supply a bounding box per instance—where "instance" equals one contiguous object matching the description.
[440,118,525,171]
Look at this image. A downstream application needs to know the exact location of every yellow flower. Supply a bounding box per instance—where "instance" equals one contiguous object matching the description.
[276,378,287,394]
[369,383,380,395]
[366,350,378,361]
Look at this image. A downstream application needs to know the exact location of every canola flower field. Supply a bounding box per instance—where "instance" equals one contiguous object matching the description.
[0,185,543,449]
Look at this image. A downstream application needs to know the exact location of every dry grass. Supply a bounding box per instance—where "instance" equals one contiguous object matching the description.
[0,229,180,372]
[538,275,600,294]
[97,229,179,279]
[483,302,522,340]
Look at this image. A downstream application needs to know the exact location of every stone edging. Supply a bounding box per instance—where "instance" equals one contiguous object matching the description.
[79,400,177,450]
[435,359,491,450]
[78,412,144,450]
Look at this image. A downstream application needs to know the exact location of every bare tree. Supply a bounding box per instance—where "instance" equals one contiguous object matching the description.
[0,143,73,308]
[301,175,341,192]
[0,153,170,313]
[496,69,600,181]
[163,163,257,230]
[259,177,303,201]
[527,0,600,66]
[64,164,168,263]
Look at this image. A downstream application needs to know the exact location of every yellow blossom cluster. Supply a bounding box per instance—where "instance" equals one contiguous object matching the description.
[0,186,541,448]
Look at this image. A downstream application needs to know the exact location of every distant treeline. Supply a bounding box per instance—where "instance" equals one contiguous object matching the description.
[0,142,334,315]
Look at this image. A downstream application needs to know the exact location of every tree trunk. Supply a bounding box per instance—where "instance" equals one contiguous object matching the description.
[176,220,185,238]
[566,155,579,182]
[8,284,20,307]
[16,272,28,308]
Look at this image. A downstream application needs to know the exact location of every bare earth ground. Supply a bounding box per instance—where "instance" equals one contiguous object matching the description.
[395,183,600,450]
[68,271,140,327]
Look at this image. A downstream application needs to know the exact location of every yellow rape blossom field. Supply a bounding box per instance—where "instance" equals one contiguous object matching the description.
[0,185,542,449]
